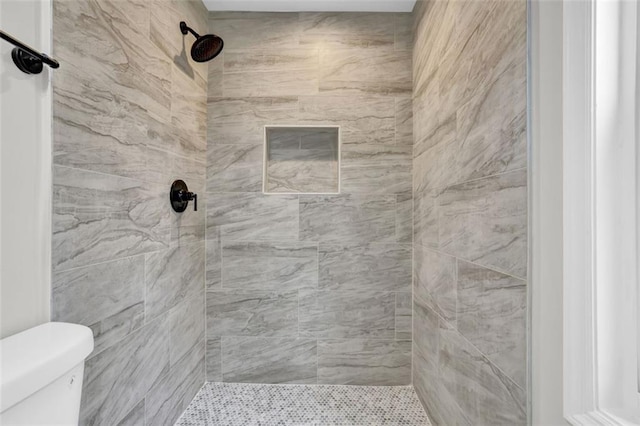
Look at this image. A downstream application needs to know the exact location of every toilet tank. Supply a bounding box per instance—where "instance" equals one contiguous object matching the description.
[0,322,94,425]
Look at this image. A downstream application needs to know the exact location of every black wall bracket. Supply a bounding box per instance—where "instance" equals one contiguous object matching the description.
[0,29,59,74]
[170,180,197,213]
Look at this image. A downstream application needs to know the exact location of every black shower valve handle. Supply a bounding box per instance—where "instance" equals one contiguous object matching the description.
[178,190,198,212]
[170,180,197,213]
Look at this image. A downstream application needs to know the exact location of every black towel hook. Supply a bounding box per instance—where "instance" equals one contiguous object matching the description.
[0,29,59,74]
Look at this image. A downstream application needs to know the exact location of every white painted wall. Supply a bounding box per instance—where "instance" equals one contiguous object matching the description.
[530,0,567,424]
[0,0,52,339]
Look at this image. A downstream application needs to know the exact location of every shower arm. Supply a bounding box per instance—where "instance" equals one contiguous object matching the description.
[179,22,200,39]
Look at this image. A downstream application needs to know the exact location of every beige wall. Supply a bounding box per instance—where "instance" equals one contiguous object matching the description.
[411,0,528,424]
[51,1,208,424]
[205,11,414,385]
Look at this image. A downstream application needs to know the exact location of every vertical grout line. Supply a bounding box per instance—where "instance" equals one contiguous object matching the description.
[454,257,458,329]
[314,239,319,383]
[219,233,224,383]
[394,292,398,341]
[204,236,208,384]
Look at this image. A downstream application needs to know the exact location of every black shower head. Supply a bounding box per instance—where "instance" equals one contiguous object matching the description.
[180,21,224,62]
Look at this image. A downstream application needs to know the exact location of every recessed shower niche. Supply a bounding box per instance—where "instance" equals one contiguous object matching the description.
[264,126,340,194]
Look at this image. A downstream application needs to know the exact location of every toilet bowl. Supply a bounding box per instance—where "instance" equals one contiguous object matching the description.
[0,322,94,425]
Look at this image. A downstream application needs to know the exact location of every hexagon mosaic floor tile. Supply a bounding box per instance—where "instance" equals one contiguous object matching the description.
[175,382,431,426]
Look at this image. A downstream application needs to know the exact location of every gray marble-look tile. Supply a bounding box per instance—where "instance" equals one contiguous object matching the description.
[438,169,527,279]
[298,96,395,145]
[53,0,171,124]
[171,64,207,151]
[413,299,439,375]
[412,301,472,426]
[439,321,526,425]
[318,243,411,292]
[146,114,206,161]
[53,66,163,184]
[414,188,438,249]
[268,129,303,149]
[222,337,317,384]
[80,317,169,426]
[222,49,319,97]
[207,144,263,193]
[87,303,145,360]
[299,291,395,339]
[396,192,413,243]
[208,97,299,146]
[299,12,395,49]
[116,399,144,426]
[266,148,339,194]
[206,230,222,290]
[412,0,528,422]
[170,151,207,189]
[206,337,222,382]
[171,225,205,247]
[207,52,223,98]
[299,127,340,150]
[395,96,413,145]
[145,243,205,320]
[455,50,526,181]
[394,13,414,51]
[412,1,456,102]
[145,343,205,426]
[169,293,205,367]
[223,49,319,73]
[414,245,457,325]
[52,256,145,356]
[207,193,299,241]
[206,290,298,337]
[411,90,440,155]
[222,241,318,291]
[52,166,170,271]
[413,113,458,194]
[441,0,526,117]
[209,12,301,50]
[456,260,526,388]
[319,49,412,95]
[395,292,412,340]
[341,144,412,194]
[299,194,397,243]
[317,339,411,386]
[223,68,319,97]
[266,126,339,150]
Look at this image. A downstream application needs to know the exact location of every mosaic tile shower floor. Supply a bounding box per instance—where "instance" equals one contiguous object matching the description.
[175,382,431,426]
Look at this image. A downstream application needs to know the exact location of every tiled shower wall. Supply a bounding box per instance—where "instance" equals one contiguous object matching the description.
[205,12,414,385]
[411,0,528,424]
[51,1,208,424]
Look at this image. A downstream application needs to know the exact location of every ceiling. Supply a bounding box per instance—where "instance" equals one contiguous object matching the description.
[203,0,417,13]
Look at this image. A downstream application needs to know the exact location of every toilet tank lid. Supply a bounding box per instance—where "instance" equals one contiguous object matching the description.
[0,322,94,413]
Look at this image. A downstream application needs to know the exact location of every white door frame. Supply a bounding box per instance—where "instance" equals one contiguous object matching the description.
[532,0,640,424]
[561,0,639,424]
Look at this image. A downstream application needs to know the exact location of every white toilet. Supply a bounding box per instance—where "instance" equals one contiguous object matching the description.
[0,322,94,425]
